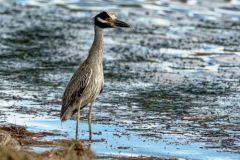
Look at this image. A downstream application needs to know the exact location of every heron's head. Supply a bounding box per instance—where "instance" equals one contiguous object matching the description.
[94,11,130,28]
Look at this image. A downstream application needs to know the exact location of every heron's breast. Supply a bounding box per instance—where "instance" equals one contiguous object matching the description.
[85,69,103,101]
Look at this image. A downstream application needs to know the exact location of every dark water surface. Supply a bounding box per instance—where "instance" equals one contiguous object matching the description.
[0,0,240,159]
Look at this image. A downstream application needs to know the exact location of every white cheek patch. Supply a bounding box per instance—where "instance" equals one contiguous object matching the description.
[97,17,108,23]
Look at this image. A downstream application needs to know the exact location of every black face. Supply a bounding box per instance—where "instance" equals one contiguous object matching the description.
[94,11,130,29]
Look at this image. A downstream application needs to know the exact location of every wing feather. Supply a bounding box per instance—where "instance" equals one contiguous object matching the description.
[61,64,92,117]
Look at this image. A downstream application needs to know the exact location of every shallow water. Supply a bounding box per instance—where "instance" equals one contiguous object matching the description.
[0,0,240,159]
[9,116,240,160]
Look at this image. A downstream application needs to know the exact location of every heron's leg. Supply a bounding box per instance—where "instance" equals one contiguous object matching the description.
[76,103,81,140]
[88,103,93,140]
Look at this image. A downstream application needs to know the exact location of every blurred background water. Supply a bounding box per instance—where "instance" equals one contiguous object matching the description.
[0,0,240,159]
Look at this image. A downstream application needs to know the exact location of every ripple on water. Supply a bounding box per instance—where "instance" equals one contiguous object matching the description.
[0,0,240,159]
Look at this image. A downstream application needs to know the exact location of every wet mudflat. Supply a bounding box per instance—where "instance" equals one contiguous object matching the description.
[0,0,240,159]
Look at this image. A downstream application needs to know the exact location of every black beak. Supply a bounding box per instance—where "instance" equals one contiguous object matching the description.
[114,19,130,28]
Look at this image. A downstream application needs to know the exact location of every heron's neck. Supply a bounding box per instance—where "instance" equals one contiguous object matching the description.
[87,26,103,63]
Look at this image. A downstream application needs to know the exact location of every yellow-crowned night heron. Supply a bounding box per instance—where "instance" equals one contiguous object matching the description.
[60,11,129,140]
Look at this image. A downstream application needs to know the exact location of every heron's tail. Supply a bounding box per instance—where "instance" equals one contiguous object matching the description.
[60,107,75,122]
[60,104,87,122]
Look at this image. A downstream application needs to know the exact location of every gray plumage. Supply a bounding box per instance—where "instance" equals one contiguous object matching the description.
[60,26,104,121]
[60,11,129,140]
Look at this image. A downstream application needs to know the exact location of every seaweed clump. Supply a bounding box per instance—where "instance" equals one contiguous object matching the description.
[0,125,93,160]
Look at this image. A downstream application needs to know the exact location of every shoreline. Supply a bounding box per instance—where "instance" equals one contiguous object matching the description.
[0,124,177,160]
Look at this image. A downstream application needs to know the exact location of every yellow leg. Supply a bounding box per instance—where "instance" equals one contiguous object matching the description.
[76,103,81,140]
[88,104,93,140]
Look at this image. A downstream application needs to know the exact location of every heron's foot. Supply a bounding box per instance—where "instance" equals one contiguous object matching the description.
[88,104,93,141]
[75,120,79,140]
[76,107,81,140]
[88,122,92,141]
